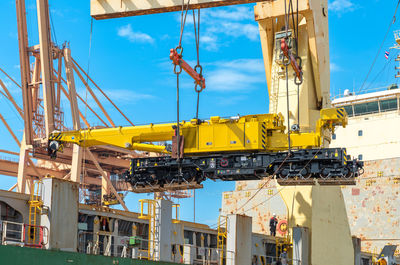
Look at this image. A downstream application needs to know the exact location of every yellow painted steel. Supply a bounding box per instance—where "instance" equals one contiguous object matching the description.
[49,108,347,155]
[280,185,354,264]
[172,204,180,224]
[102,193,125,206]
[28,180,43,244]
[138,199,157,261]
[217,215,227,265]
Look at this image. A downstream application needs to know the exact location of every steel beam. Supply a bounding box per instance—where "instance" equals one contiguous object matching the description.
[17,135,29,194]
[64,48,83,183]
[86,149,128,211]
[0,159,101,186]
[36,0,55,136]
[72,58,135,126]
[91,0,270,19]
[71,63,115,127]
[0,79,23,117]
[16,0,33,144]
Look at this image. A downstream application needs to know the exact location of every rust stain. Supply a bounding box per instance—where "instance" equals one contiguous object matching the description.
[221,157,400,254]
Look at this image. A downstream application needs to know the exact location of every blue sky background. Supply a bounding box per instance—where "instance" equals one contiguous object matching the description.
[0,0,399,226]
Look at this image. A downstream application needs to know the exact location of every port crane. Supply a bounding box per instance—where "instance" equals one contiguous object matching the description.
[6,1,366,264]
[47,0,363,189]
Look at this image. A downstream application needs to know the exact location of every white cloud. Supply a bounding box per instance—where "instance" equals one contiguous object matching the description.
[202,6,254,21]
[200,35,219,51]
[0,80,21,95]
[208,22,259,41]
[117,24,154,44]
[177,6,258,51]
[104,89,155,102]
[75,88,155,106]
[330,62,342,72]
[329,0,356,13]
[206,59,265,92]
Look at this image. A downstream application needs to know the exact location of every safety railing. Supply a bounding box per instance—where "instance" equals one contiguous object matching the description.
[78,231,158,259]
[76,230,302,265]
[1,221,24,246]
[0,221,48,248]
[178,244,226,265]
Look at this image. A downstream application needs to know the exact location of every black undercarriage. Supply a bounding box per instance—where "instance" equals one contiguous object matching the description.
[124,148,364,188]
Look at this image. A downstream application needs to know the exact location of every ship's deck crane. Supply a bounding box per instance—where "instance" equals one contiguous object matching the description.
[48,0,363,189]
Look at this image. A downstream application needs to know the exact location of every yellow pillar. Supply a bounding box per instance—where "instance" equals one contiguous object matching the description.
[280,185,354,265]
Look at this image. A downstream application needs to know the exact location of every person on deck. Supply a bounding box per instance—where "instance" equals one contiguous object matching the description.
[269,213,278,236]
[280,248,288,265]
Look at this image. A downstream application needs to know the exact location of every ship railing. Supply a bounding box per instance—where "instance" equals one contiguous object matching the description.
[0,221,48,248]
[76,230,302,265]
[78,231,159,260]
[254,255,302,265]
[77,230,228,264]
[0,220,24,246]
[177,244,227,264]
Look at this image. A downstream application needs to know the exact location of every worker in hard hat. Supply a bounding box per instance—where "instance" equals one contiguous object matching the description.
[269,213,278,236]
[280,248,288,265]
[376,254,387,265]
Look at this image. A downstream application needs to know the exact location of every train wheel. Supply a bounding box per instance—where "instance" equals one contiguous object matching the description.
[319,168,331,179]
[299,167,311,179]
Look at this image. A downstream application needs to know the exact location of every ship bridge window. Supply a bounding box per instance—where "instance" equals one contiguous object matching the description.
[343,105,354,117]
[354,101,379,116]
[379,98,398,112]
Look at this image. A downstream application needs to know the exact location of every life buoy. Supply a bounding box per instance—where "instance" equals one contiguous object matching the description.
[277,220,288,235]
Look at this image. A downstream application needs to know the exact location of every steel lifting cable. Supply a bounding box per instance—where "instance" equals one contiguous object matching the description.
[174,0,191,174]
[177,0,191,50]
[193,8,203,120]
[294,0,301,127]
[283,0,292,152]
[208,154,290,229]
[287,0,302,129]
[82,17,94,200]
[233,154,291,214]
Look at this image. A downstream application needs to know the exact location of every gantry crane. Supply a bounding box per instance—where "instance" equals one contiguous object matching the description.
[47,0,363,189]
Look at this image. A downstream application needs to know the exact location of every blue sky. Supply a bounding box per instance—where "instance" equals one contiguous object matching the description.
[0,0,399,225]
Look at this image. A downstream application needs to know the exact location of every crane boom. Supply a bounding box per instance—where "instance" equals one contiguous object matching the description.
[49,108,345,157]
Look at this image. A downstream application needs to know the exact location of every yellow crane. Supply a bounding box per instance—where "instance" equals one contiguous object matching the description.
[47,0,363,189]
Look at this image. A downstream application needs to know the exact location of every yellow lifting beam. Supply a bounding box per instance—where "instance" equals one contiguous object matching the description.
[48,108,347,156]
